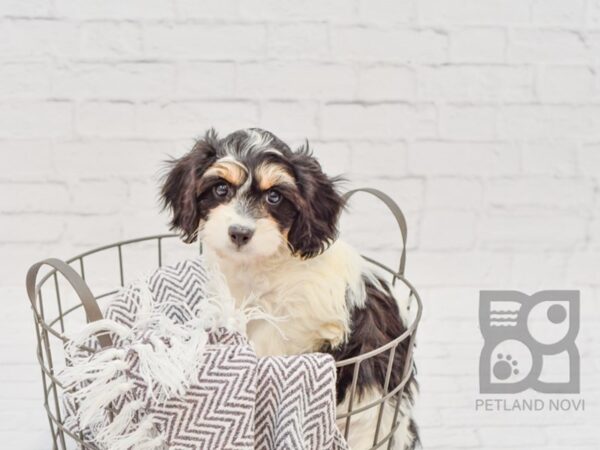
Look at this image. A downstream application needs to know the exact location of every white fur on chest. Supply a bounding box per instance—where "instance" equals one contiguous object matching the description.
[206,240,368,357]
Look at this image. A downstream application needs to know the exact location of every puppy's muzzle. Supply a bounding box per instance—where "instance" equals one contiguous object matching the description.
[228,225,254,248]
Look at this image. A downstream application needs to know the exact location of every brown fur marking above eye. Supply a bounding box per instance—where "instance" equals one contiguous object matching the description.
[203,159,248,187]
[255,162,296,191]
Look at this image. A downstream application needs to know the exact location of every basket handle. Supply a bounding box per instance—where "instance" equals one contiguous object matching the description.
[342,188,408,276]
[26,258,113,348]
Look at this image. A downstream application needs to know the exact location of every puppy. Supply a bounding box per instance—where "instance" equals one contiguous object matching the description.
[161,128,418,449]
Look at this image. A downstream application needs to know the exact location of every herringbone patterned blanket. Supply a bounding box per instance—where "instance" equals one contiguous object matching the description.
[61,258,348,450]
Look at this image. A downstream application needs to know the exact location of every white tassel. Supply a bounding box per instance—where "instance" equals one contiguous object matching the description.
[79,380,133,428]
[95,399,145,444]
[105,416,164,450]
[68,320,131,347]
[61,358,127,392]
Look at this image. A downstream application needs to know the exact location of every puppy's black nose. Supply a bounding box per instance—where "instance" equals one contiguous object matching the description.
[228,225,254,247]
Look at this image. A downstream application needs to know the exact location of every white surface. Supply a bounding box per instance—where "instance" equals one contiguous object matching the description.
[1,1,599,448]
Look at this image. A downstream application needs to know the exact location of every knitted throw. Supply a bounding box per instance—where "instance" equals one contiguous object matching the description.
[60,257,348,450]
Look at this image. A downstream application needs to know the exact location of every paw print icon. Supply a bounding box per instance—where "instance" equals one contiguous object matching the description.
[479,290,580,394]
[494,353,520,380]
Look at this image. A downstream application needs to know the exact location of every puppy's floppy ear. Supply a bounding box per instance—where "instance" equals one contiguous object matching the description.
[161,130,219,243]
[287,144,345,258]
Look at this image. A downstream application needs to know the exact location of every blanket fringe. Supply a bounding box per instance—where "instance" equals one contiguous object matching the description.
[61,268,283,450]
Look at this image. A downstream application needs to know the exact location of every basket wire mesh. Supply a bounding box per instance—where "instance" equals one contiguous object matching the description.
[26,189,422,450]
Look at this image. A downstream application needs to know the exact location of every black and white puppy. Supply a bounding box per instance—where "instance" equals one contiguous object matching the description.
[161,128,418,450]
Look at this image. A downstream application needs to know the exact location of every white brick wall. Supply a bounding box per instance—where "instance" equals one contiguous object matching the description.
[1,1,599,448]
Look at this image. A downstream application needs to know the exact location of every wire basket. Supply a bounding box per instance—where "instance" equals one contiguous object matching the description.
[25,188,422,450]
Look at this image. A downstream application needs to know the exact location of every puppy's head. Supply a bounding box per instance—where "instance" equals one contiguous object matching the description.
[161,128,344,261]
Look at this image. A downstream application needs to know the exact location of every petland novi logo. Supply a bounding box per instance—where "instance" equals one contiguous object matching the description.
[475,291,584,412]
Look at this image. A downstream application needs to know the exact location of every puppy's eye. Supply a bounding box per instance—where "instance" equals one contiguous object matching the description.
[213,182,230,198]
[265,189,282,205]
